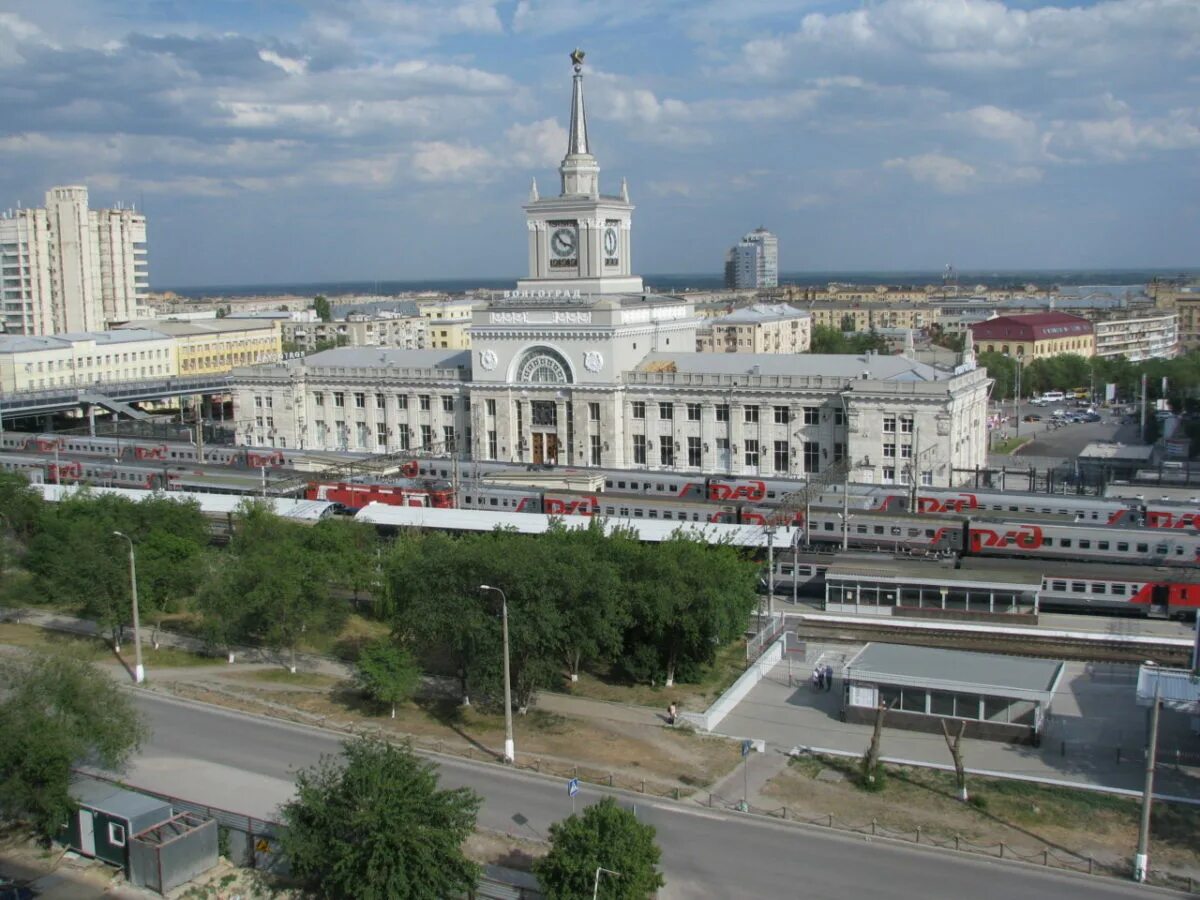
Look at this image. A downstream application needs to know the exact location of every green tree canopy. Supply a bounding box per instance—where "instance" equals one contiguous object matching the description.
[311,295,332,322]
[354,639,419,718]
[534,796,664,900]
[279,738,480,900]
[0,653,146,836]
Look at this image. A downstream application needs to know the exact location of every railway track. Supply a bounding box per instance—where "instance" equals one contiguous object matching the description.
[792,613,1194,666]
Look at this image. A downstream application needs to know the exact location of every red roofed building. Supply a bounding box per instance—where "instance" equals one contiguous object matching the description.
[970,312,1095,359]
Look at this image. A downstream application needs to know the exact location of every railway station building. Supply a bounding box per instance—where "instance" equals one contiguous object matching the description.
[842,643,1064,744]
[230,54,991,487]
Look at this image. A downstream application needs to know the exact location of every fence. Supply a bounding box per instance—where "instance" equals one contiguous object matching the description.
[684,636,785,733]
[746,612,786,663]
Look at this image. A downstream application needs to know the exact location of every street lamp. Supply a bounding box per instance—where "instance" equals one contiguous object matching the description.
[112,531,145,684]
[478,584,515,763]
[593,867,621,900]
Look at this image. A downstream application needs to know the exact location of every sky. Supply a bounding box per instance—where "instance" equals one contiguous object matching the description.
[0,0,1197,287]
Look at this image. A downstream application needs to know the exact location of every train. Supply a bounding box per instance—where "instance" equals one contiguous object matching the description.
[0,432,291,469]
[0,453,183,490]
[305,478,455,510]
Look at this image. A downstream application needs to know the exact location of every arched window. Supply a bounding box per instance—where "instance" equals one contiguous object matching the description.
[516,347,572,384]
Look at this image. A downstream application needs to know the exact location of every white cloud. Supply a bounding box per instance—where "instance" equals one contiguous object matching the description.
[885,153,978,193]
[1043,109,1200,162]
[959,105,1037,146]
[411,141,491,181]
[505,118,567,168]
[258,49,307,76]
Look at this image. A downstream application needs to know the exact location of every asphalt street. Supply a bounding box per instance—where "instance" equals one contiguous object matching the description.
[121,691,1182,899]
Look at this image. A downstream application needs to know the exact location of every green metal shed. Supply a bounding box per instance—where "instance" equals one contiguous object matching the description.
[63,778,173,871]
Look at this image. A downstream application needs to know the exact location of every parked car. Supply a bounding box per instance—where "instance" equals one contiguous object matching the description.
[1023,414,1042,422]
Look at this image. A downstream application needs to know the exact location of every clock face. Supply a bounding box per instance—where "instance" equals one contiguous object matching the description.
[604,227,618,257]
[550,227,577,258]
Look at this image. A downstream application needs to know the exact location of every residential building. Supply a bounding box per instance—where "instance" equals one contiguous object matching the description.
[116,318,281,375]
[1092,310,1178,361]
[0,329,175,393]
[724,228,778,289]
[415,297,476,321]
[282,315,427,353]
[696,304,811,353]
[424,317,472,349]
[231,53,990,485]
[0,186,148,335]
[1170,287,1200,351]
[970,312,1095,359]
[803,303,934,333]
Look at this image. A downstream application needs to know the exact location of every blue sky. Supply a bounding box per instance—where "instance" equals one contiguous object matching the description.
[1,0,1197,286]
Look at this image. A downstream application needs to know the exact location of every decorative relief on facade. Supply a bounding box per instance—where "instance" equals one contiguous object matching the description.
[583,351,603,373]
[479,349,498,371]
[490,310,593,325]
[517,346,572,384]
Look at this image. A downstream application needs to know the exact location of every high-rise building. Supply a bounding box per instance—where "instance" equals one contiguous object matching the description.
[724,227,778,289]
[0,186,148,335]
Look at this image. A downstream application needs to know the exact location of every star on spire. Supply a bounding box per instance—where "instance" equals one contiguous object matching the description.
[570,48,585,70]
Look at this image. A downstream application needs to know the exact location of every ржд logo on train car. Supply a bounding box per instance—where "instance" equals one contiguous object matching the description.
[916,494,979,514]
[543,496,599,516]
[707,480,767,502]
[969,524,1043,550]
[1147,511,1200,530]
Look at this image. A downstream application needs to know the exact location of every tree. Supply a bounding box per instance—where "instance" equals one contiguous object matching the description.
[810,324,848,353]
[311,294,332,322]
[862,700,890,790]
[279,738,480,900]
[941,720,968,802]
[355,639,419,718]
[534,797,664,900]
[0,653,146,837]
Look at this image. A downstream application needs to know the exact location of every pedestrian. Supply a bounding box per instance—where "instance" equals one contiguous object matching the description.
[824,664,834,692]
[812,666,820,691]
[667,702,677,726]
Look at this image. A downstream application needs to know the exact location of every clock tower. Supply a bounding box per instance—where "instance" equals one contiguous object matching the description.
[517,50,644,296]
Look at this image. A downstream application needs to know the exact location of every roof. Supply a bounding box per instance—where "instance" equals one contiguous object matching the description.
[303,347,471,370]
[845,642,1064,700]
[117,319,278,336]
[1078,442,1156,462]
[1136,666,1200,712]
[970,312,1093,342]
[714,303,810,324]
[353,503,796,547]
[633,351,948,382]
[0,329,170,353]
[33,484,334,521]
[71,777,171,820]
[826,560,1042,589]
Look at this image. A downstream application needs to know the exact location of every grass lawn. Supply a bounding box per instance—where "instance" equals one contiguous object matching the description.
[227,669,344,688]
[300,613,390,660]
[557,639,747,712]
[992,436,1031,454]
[0,622,222,668]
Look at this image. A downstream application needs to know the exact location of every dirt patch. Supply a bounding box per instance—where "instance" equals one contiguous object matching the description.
[159,678,741,796]
[465,829,547,872]
[762,754,1200,879]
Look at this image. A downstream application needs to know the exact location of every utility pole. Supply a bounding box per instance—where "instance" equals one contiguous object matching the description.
[112,531,145,684]
[765,526,775,620]
[1134,671,1162,883]
[1140,372,1148,441]
[479,584,515,764]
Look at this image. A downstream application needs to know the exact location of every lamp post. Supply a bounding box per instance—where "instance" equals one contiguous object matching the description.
[112,531,145,684]
[592,867,621,900]
[479,584,515,763]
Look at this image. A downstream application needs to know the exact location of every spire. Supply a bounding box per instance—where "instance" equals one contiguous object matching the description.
[567,48,589,156]
[529,177,539,202]
[620,177,629,203]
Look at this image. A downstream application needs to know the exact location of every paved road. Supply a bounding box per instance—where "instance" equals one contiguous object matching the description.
[122,691,1180,899]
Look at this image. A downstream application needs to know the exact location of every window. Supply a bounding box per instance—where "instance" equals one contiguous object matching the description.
[442,396,455,412]
[254,395,262,408]
[687,403,701,421]
[774,440,789,472]
[660,442,674,466]
[590,434,601,465]
[804,442,820,474]
[882,466,896,483]
[834,408,845,426]
[351,392,363,408]
[487,430,497,459]
[900,444,912,459]
[744,439,759,466]
[334,392,345,408]
[658,402,674,420]
[419,395,431,411]
[397,395,407,410]
[804,406,819,425]
[443,426,456,450]
[883,415,896,433]
[589,402,600,421]
[376,423,387,448]
[108,822,126,847]
[900,416,914,434]
[486,398,496,416]
[633,434,646,465]
[632,401,646,420]
[744,406,759,424]
[688,436,702,467]
[375,394,385,410]
[883,443,896,458]
[716,404,729,423]
[921,471,933,486]
[834,442,845,463]
[421,424,432,448]
[774,406,790,424]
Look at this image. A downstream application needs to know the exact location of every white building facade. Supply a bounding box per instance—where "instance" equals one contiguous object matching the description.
[0,186,148,336]
[724,228,778,289]
[231,53,989,486]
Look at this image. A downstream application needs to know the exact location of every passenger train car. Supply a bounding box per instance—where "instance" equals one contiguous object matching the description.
[0,433,289,468]
[0,453,182,490]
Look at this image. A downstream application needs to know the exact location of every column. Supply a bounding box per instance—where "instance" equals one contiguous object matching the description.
[701,402,716,473]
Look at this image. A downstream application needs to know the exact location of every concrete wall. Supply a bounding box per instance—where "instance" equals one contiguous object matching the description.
[683,637,784,732]
[843,707,1037,745]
